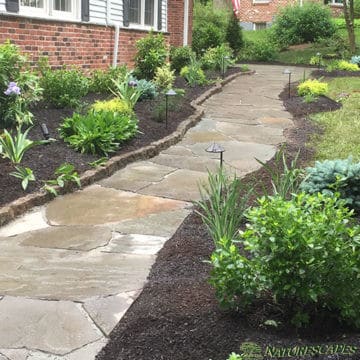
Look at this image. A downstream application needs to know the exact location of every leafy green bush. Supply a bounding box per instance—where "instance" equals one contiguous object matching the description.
[271,3,336,48]
[154,64,175,91]
[196,168,252,244]
[192,2,229,55]
[238,39,278,61]
[180,56,207,86]
[201,44,233,72]
[89,65,128,93]
[326,60,359,72]
[59,111,138,156]
[91,98,133,115]
[134,31,167,80]
[297,79,328,97]
[170,46,195,73]
[40,67,89,108]
[226,12,243,55]
[210,192,360,328]
[300,158,360,209]
[0,41,42,127]
[135,78,158,100]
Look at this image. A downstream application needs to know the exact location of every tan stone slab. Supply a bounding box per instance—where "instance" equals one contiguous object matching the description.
[0,297,101,355]
[18,225,112,251]
[181,129,230,144]
[104,233,168,255]
[151,153,220,173]
[0,208,49,237]
[84,293,135,335]
[0,244,155,300]
[0,349,28,360]
[139,169,209,201]
[46,185,188,226]
[162,145,194,156]
[215,122,285,145]
[111,208,191,237]
[259,116,294,129]
[98,161,175,192]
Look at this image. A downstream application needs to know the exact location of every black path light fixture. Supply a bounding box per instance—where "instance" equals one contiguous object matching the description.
[222,55,230,79]
[206,142,225,167]
[316,52,322,70]
[283,69,292,99]
[165,89,177,129]
[40,123,50,140]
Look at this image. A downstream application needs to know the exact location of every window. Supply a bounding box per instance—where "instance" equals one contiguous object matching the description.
[254,22,267,30]
[129,0,158,27]
[20,0,79,19]
[328,0,343,5]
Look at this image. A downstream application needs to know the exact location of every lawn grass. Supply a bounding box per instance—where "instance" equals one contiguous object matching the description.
[310,77,360,161]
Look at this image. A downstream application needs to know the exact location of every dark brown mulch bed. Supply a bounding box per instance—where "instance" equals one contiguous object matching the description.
[96,74,360,360]
[312,69,360,77]
[0,68,239,207]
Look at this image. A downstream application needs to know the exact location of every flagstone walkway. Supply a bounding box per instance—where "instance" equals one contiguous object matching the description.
[0,65,308,360]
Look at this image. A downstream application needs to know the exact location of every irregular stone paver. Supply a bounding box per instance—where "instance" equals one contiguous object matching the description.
[112,208,191,237]
[0,297,101,355]
[104,233,168,255]
[0,245,154,300]
[0,207,49,237]
[99,161,175,192]
[83,292,136,335]
[0,349,28,360]
[0,65,310,359]
[46,185,188,226]
[139,168,209,201]
[19,225,112,251]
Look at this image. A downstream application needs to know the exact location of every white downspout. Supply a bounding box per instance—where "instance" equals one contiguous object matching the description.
[183,0,189,46]
[106,0,120,67]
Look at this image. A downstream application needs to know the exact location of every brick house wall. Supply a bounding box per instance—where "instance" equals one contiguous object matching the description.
[0,0,191,70]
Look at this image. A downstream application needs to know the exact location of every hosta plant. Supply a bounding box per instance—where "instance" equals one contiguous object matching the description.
[10,166,35,190]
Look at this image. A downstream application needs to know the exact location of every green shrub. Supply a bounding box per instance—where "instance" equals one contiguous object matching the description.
[192,2,229,55]
[89,65,128,93]
[180,56,207,86]
[91,98,133,115]
[196,168,252,244]
[239,39,278,61]
[326,60,359,72]
[210,192,360,328]
[271,3,336,48]
[135,78,158,100]
[170,46,195,73]
[154,64,175,91]
[297,79,328,97]
[226,12,243,55]
[300,158,360,209]
[59,111,138,156]
[40,67,89,108]
[0,41,42,127]
[134,31,167,80]
[201,44,233,72]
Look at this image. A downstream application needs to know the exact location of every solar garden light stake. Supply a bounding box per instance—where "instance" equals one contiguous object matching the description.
[40,123,50,140]
[316,52,322,70]
[165,89,177,129]
[222,56,230,79]
[206,142,225,168]
[283,69,292,99]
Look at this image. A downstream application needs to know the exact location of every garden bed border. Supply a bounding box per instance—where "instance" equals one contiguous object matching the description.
[0,70,254,227]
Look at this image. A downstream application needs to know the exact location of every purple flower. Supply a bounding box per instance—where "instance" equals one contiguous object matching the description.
[128,80,137,87]
[4,82,21,96]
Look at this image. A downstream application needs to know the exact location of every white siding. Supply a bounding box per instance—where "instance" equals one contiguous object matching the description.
[162,0,166,31]
[110,0,122,23]
[89,0,107,24]
[0,0,7,13]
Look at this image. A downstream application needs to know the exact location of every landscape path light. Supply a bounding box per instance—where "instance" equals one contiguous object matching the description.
[165,89,177,129]
[40,123,50,140]
[222,55,230,79]
[316,52,322,70]
[206,142,225,167]
[283,68,292,99]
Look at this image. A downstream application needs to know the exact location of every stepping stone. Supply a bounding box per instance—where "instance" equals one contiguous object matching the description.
[18,225,112,251]
[46,185,188,226]
[0,297,101,355]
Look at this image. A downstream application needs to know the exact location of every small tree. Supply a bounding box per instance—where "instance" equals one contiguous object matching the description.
[226,12,243,55]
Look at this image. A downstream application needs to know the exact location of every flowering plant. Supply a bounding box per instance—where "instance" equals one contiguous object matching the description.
[4,82,21,96]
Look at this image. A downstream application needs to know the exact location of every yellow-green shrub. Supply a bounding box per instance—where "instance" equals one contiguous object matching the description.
[91,98,133,115]
[327,60,359,72]
[154,64,175,91]
[297,79,328,97]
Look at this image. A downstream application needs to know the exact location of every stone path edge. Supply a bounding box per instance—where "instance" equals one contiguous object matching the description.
[0,70,255,227]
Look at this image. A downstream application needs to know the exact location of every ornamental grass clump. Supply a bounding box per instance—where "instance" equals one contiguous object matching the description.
[210,192,360,328]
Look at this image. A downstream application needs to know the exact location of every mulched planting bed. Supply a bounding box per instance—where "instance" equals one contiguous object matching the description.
[0,68,239,207]
[96,73,360,360]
